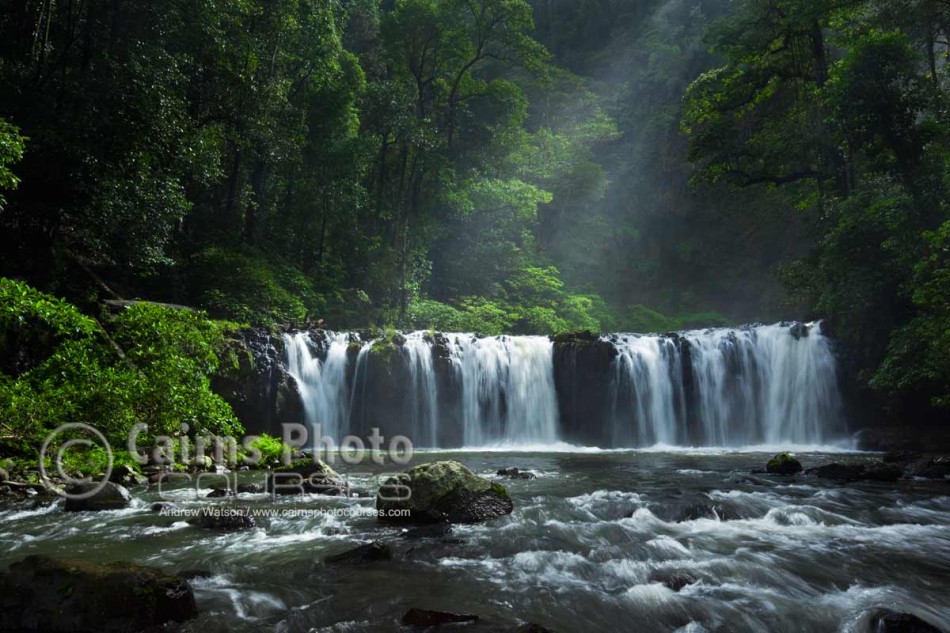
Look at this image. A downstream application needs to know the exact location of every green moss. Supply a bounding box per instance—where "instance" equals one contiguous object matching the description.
[490,481,511,501]
[766,452,803,474]
[385,461,494,508]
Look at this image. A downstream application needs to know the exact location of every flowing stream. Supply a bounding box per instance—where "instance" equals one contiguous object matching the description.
[2,451,948,632]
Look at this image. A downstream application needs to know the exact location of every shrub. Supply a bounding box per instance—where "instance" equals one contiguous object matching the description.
[0,279,241,461]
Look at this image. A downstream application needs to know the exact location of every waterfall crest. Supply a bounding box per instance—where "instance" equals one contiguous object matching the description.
[278,323,845,449]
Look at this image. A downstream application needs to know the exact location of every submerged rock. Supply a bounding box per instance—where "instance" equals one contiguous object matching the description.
[266,459,344,496]
[511,625,556,633]
[0,555,197,631]
[766,453,803,475]
[869,609,945,633]
[497,467,536,480]
[63,481,132,512]
[401,608,479,627]
[377,461,513,524]
[863,463,903,483]
[324,542,393,565]
[650,570,697,592]
[236,482,265,494]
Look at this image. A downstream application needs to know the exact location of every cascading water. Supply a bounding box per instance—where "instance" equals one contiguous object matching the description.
[609,336,686,446]
[403,332,439,447]
[607,323,844,447]
[445,334,559,446]
[282,332,351,441]
[280,323,844,448]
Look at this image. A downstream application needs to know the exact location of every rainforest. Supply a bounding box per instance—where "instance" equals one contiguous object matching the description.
[0,1,948,632]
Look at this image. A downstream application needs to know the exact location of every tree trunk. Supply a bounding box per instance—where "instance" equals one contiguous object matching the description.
[244,157,266,244]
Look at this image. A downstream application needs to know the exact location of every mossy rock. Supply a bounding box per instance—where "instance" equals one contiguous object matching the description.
[377,460,513,524]
[766,452,803,475]
[0,555,197,631]
[266,458,343,495]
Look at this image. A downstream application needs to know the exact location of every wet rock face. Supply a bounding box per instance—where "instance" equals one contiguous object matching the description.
[0,555,197,632]
[347,340,411,440]
[377,461,513,524]
[63,481,132,512]
[211,328,304,437]
[552,332,617,446]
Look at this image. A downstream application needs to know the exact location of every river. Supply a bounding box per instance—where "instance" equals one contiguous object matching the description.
[2,449,948,632]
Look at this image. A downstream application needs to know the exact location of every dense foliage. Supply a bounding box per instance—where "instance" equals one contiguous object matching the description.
[0,0,629,333]
[680,0,950,418]
[0,278,240,458]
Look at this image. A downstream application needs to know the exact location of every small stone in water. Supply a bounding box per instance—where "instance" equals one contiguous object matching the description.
[497,467,536,480]
[324,542,393,565]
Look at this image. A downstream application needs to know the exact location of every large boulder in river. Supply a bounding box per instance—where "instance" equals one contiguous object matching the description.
[766,453,803,475]
[63,481,132,512]
[266,458,344,496]
[807,461,904,483]
[0,555,197,632]
[377,461,513,524]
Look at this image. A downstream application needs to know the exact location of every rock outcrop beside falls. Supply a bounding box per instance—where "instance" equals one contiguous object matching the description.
[212,328,306,436]
[551,331,618,446]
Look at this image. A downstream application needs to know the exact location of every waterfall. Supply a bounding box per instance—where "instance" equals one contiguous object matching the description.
[403,332,439,448]
[607,323,843,447]
[609,336,686,446]
[276,322,844,449]
[445,335,559,446]
[282,332,351,441]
